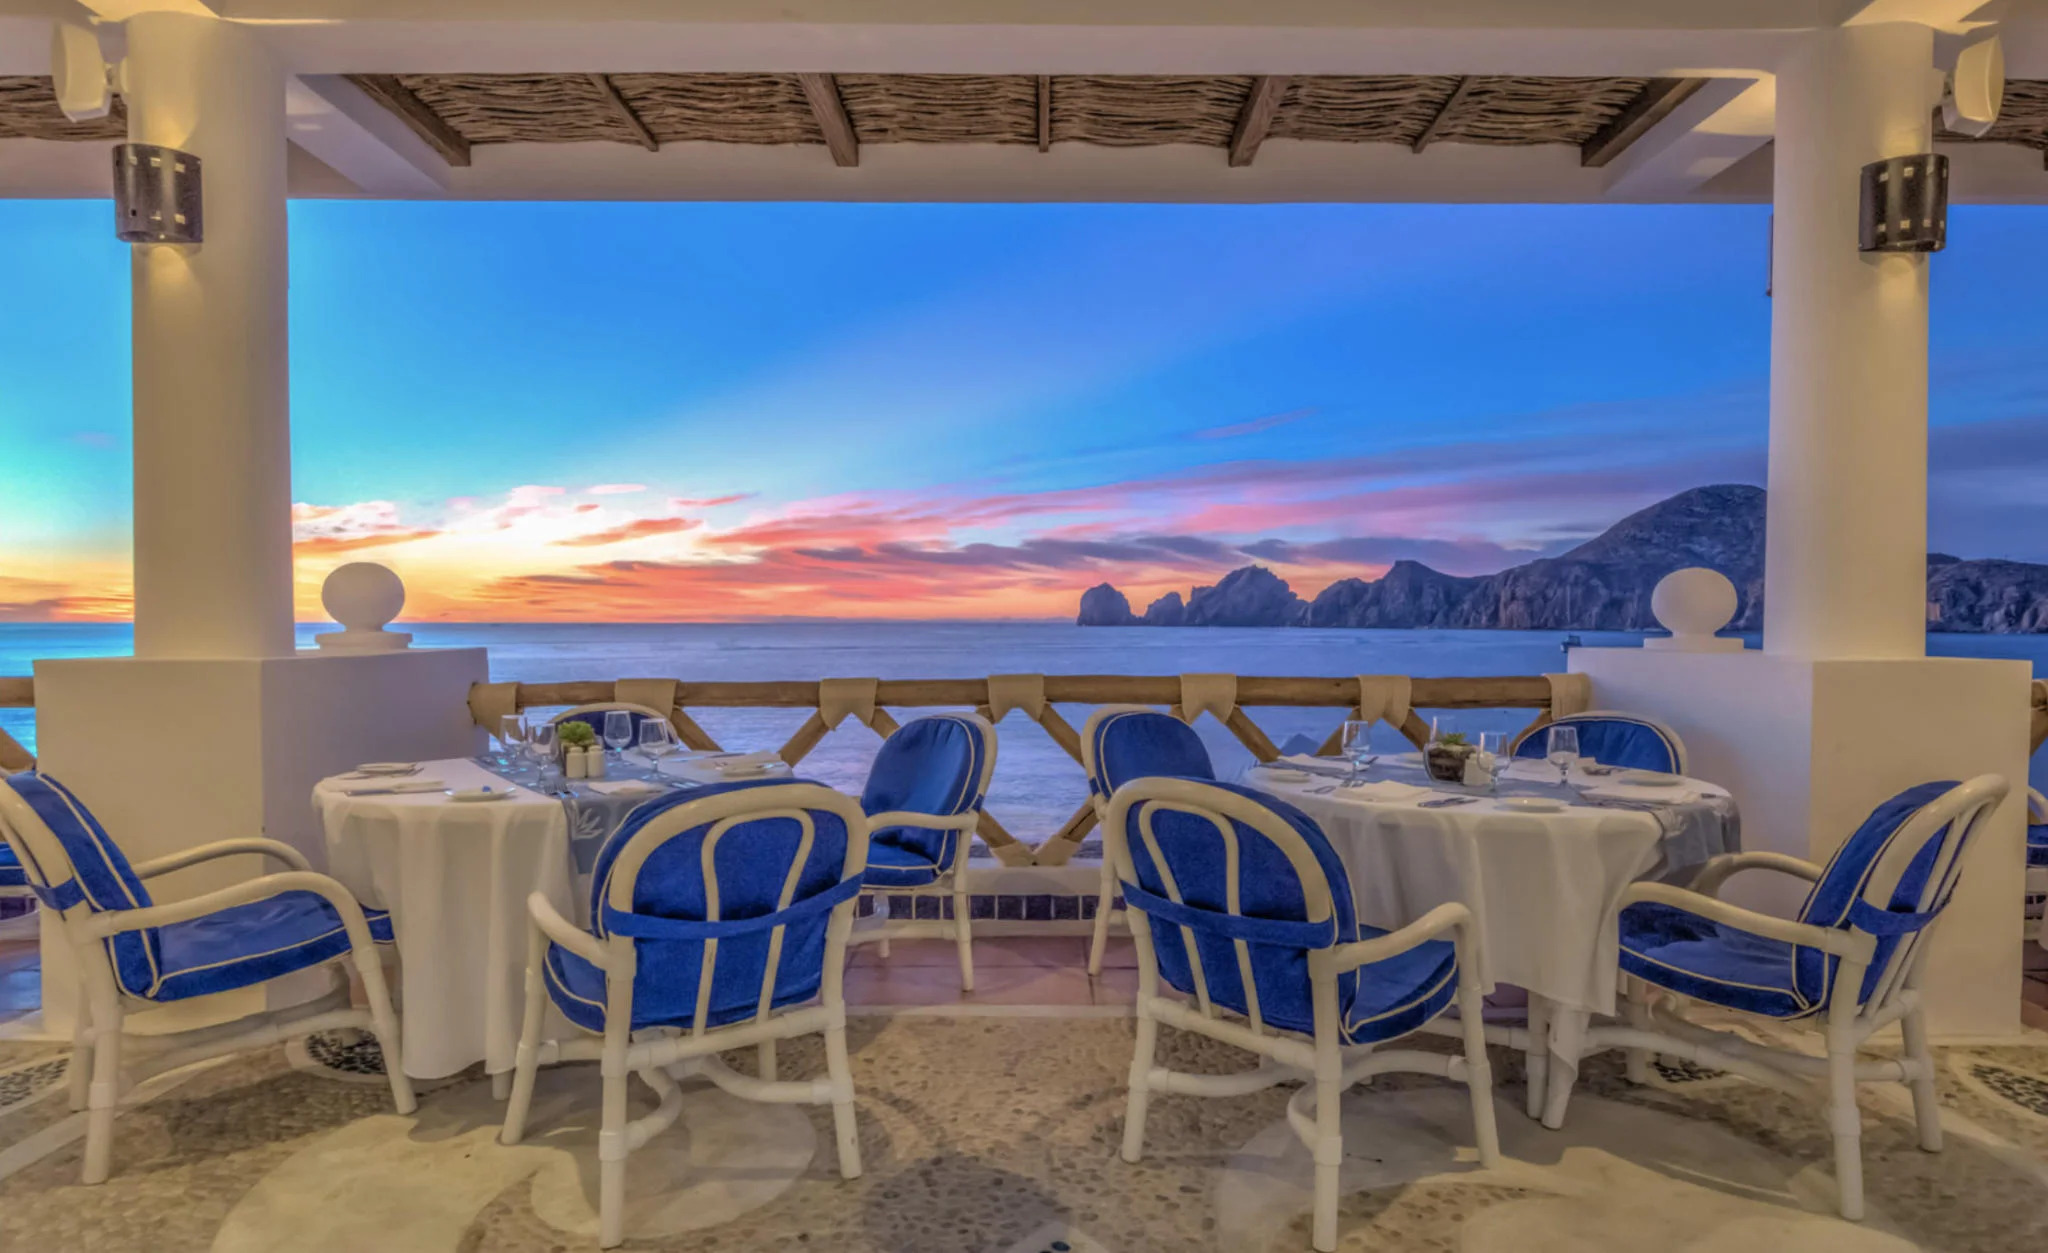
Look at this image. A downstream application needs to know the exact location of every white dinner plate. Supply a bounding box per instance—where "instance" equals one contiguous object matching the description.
[1496,796,1567,813]
[448,787,510,803]
[1616,770,1684,787]
[1258,768,1312,783]
[710,763,784,779]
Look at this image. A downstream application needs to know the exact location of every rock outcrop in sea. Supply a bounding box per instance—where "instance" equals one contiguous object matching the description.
[1076,582,1138,626]
[1078,483,2048,633]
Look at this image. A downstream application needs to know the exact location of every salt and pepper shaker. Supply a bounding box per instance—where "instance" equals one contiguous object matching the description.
[566,746,588,780]
[587,746,606,780]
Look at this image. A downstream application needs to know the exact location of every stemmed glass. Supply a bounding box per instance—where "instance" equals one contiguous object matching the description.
[1340,719,1374,783]
[528,722,560,789]
[496,714,528,774]
[1546,724,1581,788]
[638,719,678,782]
[602,710,634,764]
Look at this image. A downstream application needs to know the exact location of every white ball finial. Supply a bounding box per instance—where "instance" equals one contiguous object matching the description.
[314,562,412,652]
[1644,567,1744,652]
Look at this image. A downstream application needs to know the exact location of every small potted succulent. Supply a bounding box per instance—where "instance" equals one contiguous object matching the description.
[555,719,600,778]
[1424,730,1475,784]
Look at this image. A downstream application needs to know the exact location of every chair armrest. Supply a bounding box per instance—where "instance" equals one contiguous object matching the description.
[1622,882,1876,962]
[1687,851,1825,898]
[79,870,377,945]
[864,810,982,833]
[1321,901,1473,974]
[528,891,607,968]
[2028,787,2045,824]
[132,839,313,879]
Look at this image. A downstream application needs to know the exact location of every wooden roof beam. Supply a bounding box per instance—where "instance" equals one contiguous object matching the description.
[349,74,471,167]
[798,72,859,167]
[1581,77,1708,168]
[1411,76,1475,153]
[588,73,657,151]
[1227,75,1289,168]
[1037,74,1051,152]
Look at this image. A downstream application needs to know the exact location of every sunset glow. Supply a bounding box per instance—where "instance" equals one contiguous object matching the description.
[6,201,2047,623]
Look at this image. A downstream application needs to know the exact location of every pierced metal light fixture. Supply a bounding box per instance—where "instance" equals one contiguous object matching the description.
[1858,154,1948,253]
[112,143,203,244]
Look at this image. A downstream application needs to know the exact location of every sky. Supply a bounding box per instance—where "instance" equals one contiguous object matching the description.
[3,199,2047,623]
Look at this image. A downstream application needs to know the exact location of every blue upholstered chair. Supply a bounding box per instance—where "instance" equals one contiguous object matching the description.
[1598,775,2009,1220]
[1511,710,1687,774]
[1081,706,1217,976]
[0,840,29,900]
[1107,777,1498,1253]
[850,713,997,991]
[499,779,869,1249]
[0,770,413,1184]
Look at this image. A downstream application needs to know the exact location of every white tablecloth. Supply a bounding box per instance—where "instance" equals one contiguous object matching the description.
[316,758,578,1081]
[1252,760,1739,1017]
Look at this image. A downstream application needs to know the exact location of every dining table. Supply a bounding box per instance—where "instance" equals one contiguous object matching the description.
[1245,751,1742,1127]
[313,751,788,1087]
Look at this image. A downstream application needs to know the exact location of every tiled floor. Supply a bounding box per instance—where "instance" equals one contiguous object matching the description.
[846,935,1136,1009]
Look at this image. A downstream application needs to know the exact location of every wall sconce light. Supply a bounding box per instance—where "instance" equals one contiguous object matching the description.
[112,143,203,245]
[1858,154,1947,253]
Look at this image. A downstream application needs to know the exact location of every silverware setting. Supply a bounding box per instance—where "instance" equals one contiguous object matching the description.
[1418,795,1479,809]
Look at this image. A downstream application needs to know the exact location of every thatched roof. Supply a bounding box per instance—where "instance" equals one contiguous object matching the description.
[5,70,2045,170]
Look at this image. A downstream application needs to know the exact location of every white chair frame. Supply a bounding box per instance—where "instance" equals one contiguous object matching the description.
[1106,777,1500,1253]
[1544,774,2008,1220]
[499,782,870,1249]
[846,712,997,992]
[1082,704,1175,977]
[1507,708,1690,774]
[0,780,415,1185]
[2025,787,2046,949]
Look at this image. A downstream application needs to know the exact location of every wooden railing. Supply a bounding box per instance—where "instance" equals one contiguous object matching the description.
[476,674,1567,866]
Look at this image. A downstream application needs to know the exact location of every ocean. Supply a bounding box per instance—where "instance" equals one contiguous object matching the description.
[4,622,2045,837]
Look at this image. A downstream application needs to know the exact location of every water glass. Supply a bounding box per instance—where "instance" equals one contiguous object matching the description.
[528,722,561,787]
[1340,719,1374,781]
[602,710,634,762]
[495,714,528,773]
[1546,724,1581,786]
[638,719,678,780]
[1477,731,1508,792]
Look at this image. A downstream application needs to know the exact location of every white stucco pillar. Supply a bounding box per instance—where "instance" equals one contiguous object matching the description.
[1764,22,1936,660]
[124,12,295,659]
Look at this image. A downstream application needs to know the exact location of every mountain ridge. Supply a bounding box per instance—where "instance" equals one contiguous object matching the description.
[1076,484,2048,634]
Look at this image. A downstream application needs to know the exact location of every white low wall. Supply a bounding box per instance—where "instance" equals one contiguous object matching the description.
[1572,646,2032,1038]
[30,646,487,1031]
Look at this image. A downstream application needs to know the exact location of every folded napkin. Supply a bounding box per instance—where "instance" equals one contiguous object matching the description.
[586,779,664,796]
[1274,754,1354,778]
[333,778,445,796]
[1344,780,1433,804]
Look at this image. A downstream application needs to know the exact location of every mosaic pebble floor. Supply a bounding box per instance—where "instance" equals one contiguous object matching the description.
[1,1017,2046,1252]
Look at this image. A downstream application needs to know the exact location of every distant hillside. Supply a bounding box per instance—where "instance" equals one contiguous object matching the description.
[1078,484,2048,633]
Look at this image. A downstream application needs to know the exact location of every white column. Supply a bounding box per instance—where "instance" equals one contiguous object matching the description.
[1764,22,1936,660]
[124,12,295,659]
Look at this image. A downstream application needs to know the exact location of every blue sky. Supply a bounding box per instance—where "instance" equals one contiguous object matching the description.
[2,199,2045,620]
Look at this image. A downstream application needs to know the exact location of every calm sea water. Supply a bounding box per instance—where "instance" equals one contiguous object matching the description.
[5,622,2044,836]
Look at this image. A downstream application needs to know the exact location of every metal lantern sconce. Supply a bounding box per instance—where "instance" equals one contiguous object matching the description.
[112,143,203,245]
[1858,154,1947,253]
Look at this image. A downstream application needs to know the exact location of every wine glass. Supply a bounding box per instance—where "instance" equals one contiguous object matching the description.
[528,722,560,788]
[1340,719,1374,782]
[602,710,634,763]
[496,714,528,773]
[638,719,678,781]
[1546,724,1580,787]
[1477,731,1508,792]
